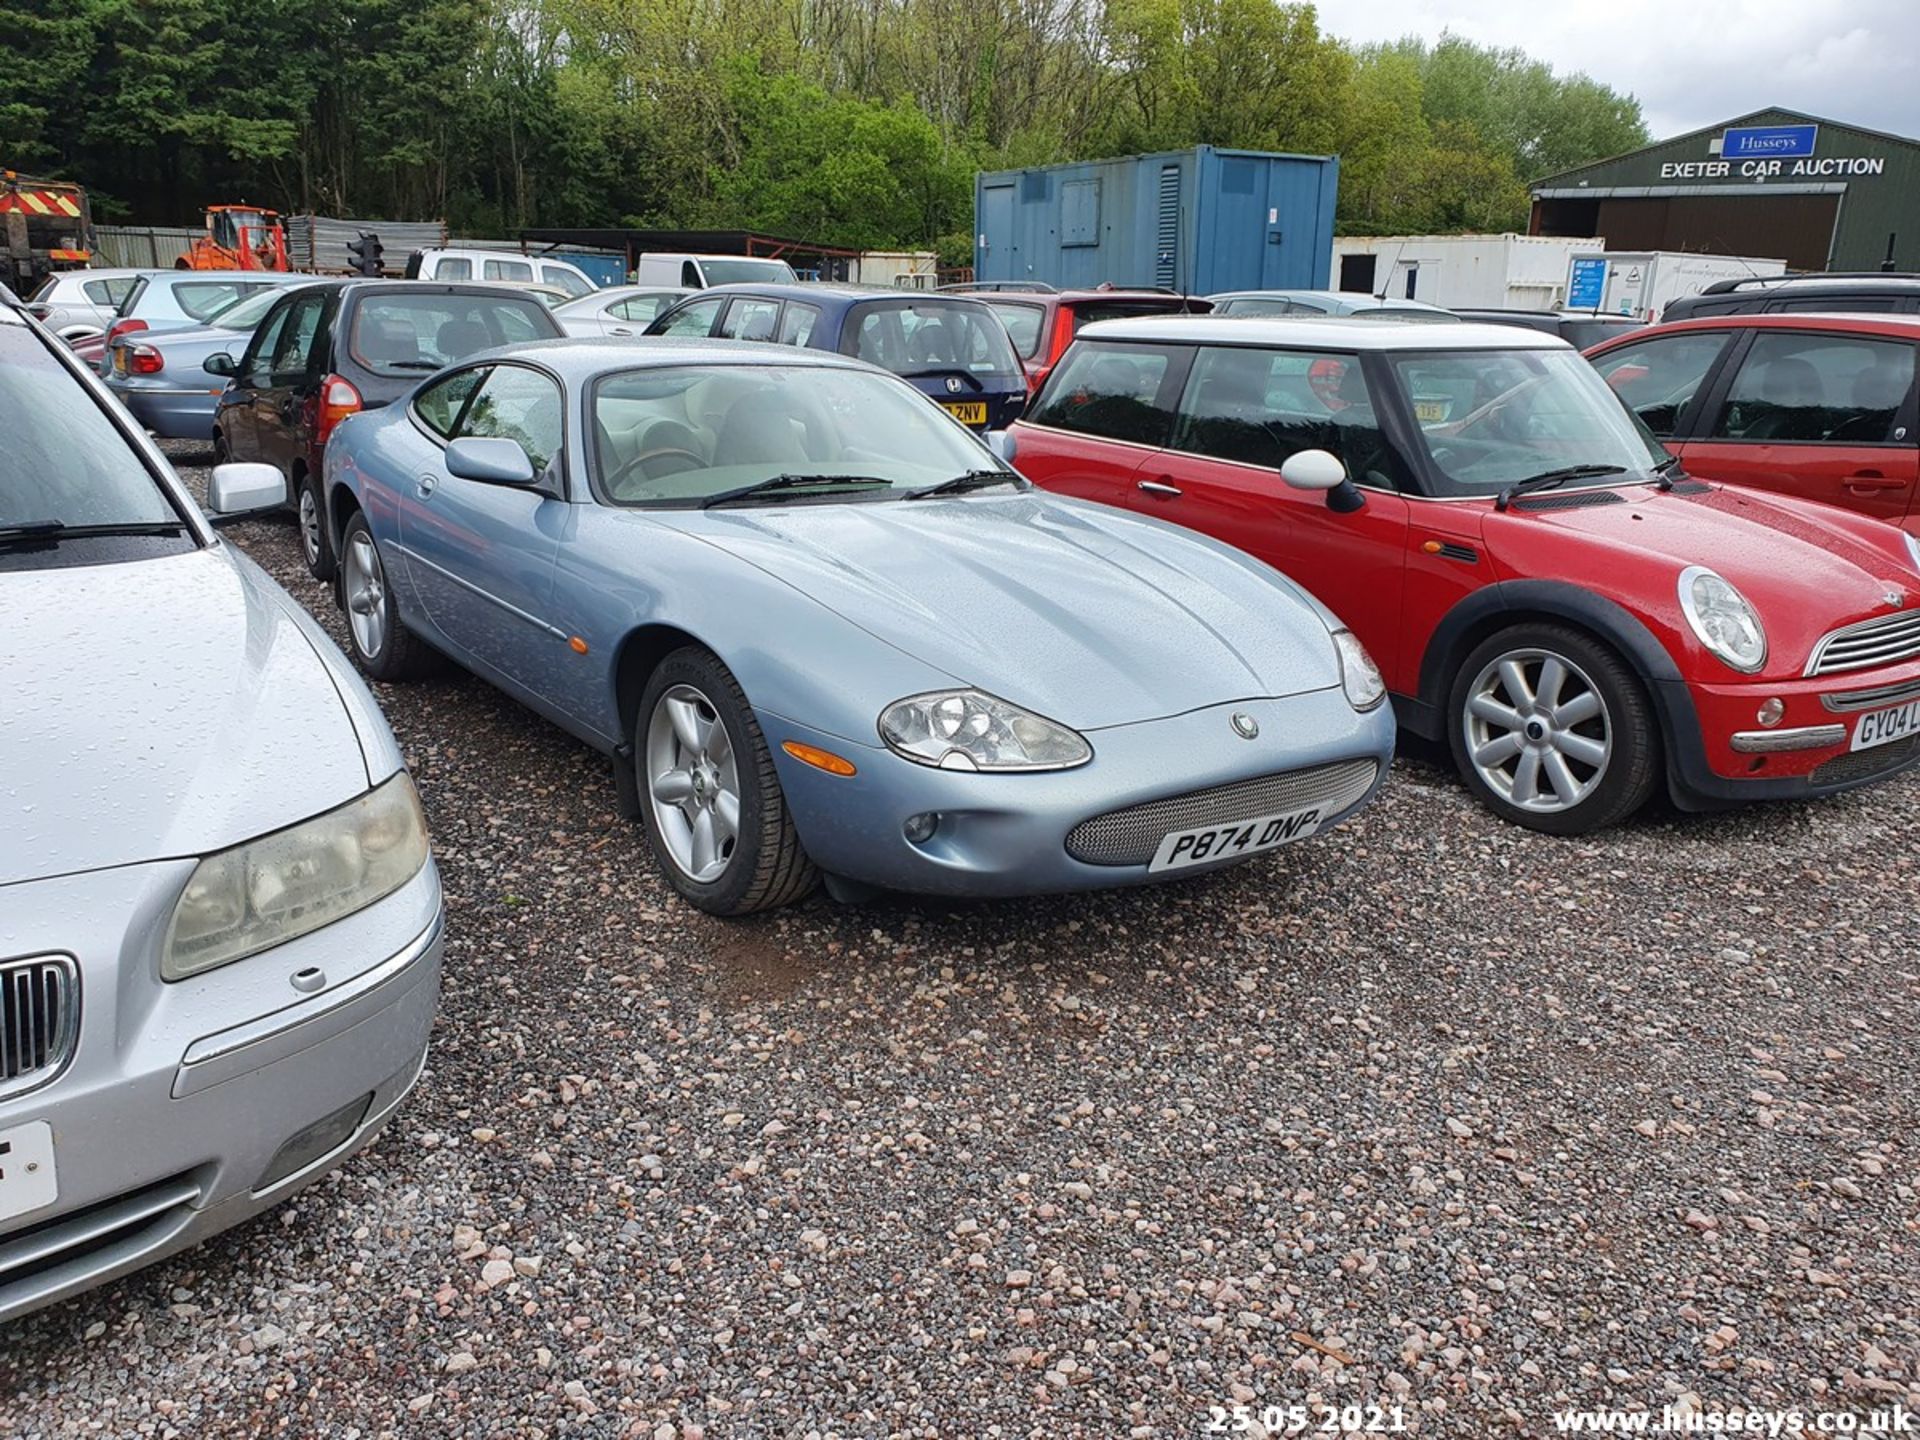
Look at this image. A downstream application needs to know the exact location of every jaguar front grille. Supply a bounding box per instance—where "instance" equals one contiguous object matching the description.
[1066,759,1378,867]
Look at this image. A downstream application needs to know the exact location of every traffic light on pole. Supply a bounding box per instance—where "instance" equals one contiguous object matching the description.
[347,231,384,277]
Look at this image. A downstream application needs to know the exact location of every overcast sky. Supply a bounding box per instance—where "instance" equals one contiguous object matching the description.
[1321,0,1920,141]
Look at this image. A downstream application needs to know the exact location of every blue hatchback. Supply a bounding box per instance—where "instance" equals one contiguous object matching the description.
[644,284,1028,431]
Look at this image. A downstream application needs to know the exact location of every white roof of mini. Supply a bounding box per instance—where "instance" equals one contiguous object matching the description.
[1075,314,1570,351]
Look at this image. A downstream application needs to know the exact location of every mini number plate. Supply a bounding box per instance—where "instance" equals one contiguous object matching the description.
[1853,697,1920,751]
[1147,807,1323,873]
[0,1121,58,1225]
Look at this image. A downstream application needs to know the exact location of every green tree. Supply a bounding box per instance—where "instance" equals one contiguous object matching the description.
[0,3,100,173]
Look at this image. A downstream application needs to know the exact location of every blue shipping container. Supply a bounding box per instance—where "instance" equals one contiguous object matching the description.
[549,250,628,287]
[973,146,1338,294]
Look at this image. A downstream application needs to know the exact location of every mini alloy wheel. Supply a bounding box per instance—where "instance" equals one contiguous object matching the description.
[1463,647,1611,814]
[1448,624,1659,835]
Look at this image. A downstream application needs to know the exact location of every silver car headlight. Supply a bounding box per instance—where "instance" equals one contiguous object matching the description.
[1332,629,1387,711]
[878,689,1091,771]
[1678,565,1766,674]
[1904,530,1920,575]
[161,772,430,981]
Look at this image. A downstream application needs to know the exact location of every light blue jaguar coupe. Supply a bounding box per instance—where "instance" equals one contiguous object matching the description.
[307,338,1395,914]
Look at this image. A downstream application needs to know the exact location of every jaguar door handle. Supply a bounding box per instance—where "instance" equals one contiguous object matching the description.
[1137,479,1183,499]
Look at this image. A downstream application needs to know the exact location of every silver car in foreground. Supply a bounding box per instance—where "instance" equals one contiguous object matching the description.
[0,296,444,1322]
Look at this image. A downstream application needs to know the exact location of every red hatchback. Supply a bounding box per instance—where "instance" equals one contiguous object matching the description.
[1585,312,1920,535]
[959,286,1209,392]
[1008,316,1920,834]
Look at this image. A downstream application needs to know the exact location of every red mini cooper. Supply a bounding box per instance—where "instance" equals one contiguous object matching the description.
[1006,316,1920,834]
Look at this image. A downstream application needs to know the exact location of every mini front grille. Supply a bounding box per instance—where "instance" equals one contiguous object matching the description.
[1809,736,1920,788]
[1822,677,1920,713]
[1512,490,1625,511]
[1066,759,1378,867]
[1805,608,1920,677]
[0,956,78,1103]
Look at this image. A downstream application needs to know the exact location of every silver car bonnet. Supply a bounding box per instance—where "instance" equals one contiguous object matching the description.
[667,492,1343,731]
[0,544,372,886]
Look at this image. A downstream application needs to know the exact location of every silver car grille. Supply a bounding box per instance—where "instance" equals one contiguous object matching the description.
[1805,608,1920,677]
[0,956,79,1103]
[1822,676,1920,713]
[1066,759,1378,867]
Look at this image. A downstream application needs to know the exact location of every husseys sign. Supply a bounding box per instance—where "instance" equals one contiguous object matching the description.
[1659,123,1888,181]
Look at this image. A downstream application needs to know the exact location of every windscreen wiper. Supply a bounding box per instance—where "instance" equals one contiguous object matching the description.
[698,474,896,509]
[0,519,186,545]
[0,520,65,539]
[904,469,1023,500]
[1652,454,1686,491]
[1494,465,1627,511]
[386,359,444,371]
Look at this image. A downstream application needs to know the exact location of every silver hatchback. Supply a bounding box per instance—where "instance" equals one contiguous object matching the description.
[0,297,444,1322]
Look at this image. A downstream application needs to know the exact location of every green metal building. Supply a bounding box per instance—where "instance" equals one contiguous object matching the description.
[1530,107,1920,272]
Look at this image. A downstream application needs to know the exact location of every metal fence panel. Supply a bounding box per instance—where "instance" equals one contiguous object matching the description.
[92,226,198,268]
[287,215,448,274]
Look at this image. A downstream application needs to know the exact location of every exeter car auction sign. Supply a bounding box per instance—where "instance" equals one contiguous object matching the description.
[1659,123,1889,181]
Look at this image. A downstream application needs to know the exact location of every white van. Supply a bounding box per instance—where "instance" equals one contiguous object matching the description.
[634,252,799,288]
[407,247,597,298]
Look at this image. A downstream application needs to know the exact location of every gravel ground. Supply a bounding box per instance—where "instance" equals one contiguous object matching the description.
[4,439,1917,1438]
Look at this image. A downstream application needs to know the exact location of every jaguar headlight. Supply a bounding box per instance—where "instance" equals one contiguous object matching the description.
[1332,629,1387,711]
[878,689,1090,771]
[1678,565,1767,674]
[161,772,430,981]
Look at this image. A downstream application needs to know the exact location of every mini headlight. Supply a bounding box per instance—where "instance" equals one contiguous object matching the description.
[1331,629,1387,711]
[1678,565,1767,674]
[1904,530,1920,575]
[161,772,430,981]
[878,689,1091,771]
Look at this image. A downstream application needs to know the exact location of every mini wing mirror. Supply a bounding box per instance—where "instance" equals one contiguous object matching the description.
[1279,448,1346,490]
[205,462,285,521]
[1278,447,1365,514]
[983,429,1017,464]
[203,352,237,377]
[444,436,538,486]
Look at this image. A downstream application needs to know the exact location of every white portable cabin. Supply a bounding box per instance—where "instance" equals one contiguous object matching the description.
[1330,233,1606,310]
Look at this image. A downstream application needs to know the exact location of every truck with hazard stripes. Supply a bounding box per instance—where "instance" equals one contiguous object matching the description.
[1,170,94,294]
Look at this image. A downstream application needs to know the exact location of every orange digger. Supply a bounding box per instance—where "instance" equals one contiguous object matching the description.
[179,204,289,271]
